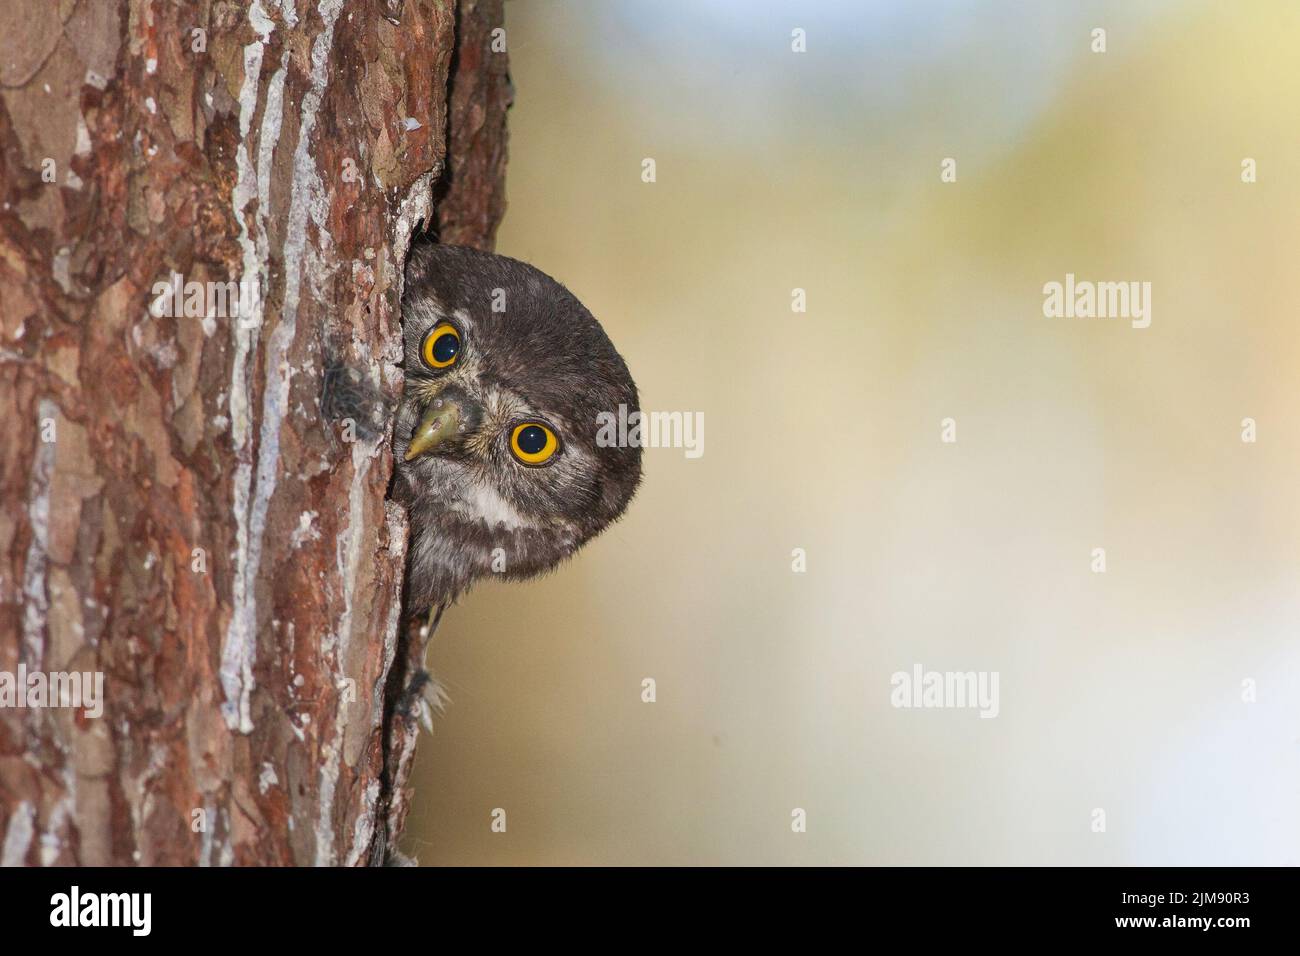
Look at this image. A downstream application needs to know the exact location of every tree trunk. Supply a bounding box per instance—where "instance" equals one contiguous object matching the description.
[0,0,508,866]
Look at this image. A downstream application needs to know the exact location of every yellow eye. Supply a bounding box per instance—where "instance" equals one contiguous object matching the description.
[421,323,461,369]
[510,422,559,466]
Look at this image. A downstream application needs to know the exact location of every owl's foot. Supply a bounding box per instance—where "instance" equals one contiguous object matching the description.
[397,668,450,732]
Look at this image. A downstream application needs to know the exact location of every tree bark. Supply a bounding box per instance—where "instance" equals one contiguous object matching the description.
[0,0,508,866]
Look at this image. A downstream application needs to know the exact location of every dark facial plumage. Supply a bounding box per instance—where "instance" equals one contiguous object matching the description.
[393,243,642,610]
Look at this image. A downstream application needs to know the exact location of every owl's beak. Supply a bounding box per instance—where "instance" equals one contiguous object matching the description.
[404,395,468,461]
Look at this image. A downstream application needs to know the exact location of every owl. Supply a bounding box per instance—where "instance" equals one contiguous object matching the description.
[390,242,643,613]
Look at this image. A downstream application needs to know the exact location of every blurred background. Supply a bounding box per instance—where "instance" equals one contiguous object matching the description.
[402,0,1300,864]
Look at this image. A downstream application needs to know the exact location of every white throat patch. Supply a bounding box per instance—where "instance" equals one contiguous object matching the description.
[460,480,531,531]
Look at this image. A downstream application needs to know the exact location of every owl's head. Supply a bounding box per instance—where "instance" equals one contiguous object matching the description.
[393,243,642,609]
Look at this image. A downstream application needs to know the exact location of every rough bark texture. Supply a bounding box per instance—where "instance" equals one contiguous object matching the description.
[0,0,507,866]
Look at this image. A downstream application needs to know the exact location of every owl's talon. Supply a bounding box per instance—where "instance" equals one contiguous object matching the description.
[396,668,449,729]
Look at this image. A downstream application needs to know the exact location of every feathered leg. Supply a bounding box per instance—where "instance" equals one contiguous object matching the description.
[397,602,450,730]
